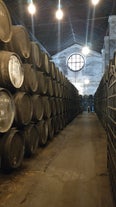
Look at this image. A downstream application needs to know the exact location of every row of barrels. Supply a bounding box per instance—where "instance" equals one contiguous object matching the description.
[0,89,80,171]
[0,0,81,171]
[94,51,116,203]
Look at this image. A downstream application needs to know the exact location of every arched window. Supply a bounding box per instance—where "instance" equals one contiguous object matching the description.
[67,53,85,72]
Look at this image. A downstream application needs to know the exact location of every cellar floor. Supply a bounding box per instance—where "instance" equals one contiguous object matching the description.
[0,112,115,207]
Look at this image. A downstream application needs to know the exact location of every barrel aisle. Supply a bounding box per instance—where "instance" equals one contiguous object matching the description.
[0,113,115,207]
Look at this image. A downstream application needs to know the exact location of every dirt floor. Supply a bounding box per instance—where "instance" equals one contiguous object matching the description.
[0,112,115,207]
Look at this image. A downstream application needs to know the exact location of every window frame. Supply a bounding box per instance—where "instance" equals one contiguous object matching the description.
[67,53,85,72]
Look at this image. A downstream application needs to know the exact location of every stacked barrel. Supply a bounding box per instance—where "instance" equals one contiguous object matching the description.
[0,1,81,171]
[94,52,116,203]
[94,71,108,129]
[107,53,116,203]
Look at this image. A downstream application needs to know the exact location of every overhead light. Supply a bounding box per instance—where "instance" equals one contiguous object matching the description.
[55,9,64,20]
[82,46,90,55]
[91,0,100,6]
[28,2,36,15]
[84,79,90,85]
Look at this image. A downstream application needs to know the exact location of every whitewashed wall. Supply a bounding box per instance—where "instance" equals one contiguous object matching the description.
[52,44,103,95]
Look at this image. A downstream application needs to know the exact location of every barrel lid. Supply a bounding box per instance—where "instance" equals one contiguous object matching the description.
[0,0,12,42]
[0,88,15,133]
[8,54,24,89]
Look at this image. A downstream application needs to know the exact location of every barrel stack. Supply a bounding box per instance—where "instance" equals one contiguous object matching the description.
[94,52,116,203]
[0,1,82,171]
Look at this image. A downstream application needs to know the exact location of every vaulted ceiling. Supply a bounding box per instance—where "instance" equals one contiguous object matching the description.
[4,0,116,55]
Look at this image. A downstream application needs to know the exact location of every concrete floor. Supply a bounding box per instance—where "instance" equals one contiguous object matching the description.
[0,112,115,207]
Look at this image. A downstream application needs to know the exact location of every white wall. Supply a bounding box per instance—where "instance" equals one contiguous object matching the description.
[52,44,103,95]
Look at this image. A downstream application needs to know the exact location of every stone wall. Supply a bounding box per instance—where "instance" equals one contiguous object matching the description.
[52,44,103,95]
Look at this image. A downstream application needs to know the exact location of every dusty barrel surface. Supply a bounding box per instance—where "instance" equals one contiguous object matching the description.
[0,88,15,133]
[0,0,12,42]
[52,80,58,97]
[42,96,51,119]
[55,98,61,114]
[31,94,43,122]
[46,76,53,96]
[23,124,39,157]
[55,67,60,82]
[53,115,60,134]
[14,91,33,126]
[37,71,47,95]
[29,41,42,68]
[50,61,56,80]
[47,118,54,140]
[0,128,24,170]
[6,25,31,59]
[42,52,50,74]
[0,51,24,90]
[21,64,38,93]
[36,120,48,147]
[49,97,57,116]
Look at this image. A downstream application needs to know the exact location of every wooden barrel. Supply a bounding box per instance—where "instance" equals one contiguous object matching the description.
[21,64,38,93]
[0,0,12,42]
[55,98,60,114]
[42,52,50,74]
[61,113,66,128]
[36,120,48,147]
[14,92,33,126]
[6,25,31,59]
[49,97,57,116]
[46,77,53,96]
[59,99,64,114]
[50,61,56,79]
[28,42,42,68]
[59,71,64,85]
[31,94,43,122]
[59,115,64,130]
[52,80,58,97]
[47,118,54,140]
[37,71,47,95]
[0,128,24,170]
[42,96,51,119]
[55,67,60,82]
[0,88,15,133]
[53,116,60,134]
[57,83,62,97]
[23,124,39,157]
[0,51,24,90]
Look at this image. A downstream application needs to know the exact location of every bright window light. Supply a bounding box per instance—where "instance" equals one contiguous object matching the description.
[91,0,100,6]
[82,46,90,55]
[28,2,36,15]
[56,9,64,20]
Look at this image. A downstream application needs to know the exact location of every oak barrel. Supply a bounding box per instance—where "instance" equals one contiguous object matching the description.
[37,71,47,95]
[29,41,42,68]
[49,97,57,116]
[21,64,38,93]
[46,76,53,96]
[0,0,12,42]
[50,61,56,79]
[0,51,24,90]
[0,128,24,170]
[42,52,50,74]
[14,92,33,126]
[23,124,39,157]
[36,120,48,147]
[31,94,43,122]
[0,88,15,133]
[42,96,51,119]
[47,118,54,140]
[6,25,31,59]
